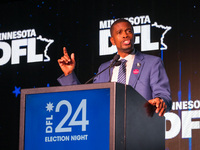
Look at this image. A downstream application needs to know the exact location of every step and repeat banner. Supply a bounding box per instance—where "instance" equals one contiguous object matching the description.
[0,0,199,149]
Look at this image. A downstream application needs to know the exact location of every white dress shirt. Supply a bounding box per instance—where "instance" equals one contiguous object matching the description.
[111,51,135,84]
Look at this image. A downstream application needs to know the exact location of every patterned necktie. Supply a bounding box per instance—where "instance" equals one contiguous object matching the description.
[117,59,127,84]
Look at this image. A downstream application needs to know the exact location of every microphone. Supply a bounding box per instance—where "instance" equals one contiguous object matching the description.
[110,54,121,67]
[85,54,121,84]
[112,60,121,66]
[108,55,121,81]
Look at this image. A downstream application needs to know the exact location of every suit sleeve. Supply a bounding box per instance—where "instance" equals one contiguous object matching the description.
[57,71,80,86]
[93,61,110,83]
[93,64,103,83]
[150,58,172,111]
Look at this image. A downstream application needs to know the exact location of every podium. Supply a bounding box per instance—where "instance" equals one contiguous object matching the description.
[19,82,165,150]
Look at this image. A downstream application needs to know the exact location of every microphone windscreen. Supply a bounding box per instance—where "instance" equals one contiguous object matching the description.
[114,61,121,66]
[113,54,120,61]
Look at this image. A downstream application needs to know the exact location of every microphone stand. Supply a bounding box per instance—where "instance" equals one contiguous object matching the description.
[85,65,111,84]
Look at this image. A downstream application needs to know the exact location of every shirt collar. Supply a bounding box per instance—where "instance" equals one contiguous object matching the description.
[119,49,135,61]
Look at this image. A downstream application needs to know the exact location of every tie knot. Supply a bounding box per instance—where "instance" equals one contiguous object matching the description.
[121,59,127,64]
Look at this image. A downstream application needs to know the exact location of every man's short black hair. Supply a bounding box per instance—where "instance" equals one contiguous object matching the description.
[110,18,133,36]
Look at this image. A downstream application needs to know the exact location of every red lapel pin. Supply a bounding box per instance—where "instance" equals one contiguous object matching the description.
[133,69,139,74]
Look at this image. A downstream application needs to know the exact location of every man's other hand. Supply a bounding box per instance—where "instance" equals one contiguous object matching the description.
[148,97,167,117]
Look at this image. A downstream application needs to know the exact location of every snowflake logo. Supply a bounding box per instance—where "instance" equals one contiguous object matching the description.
[46,102,54,112]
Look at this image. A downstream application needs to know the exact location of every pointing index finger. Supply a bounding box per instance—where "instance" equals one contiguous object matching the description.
[63,47,71,62]
[63,47,69,57]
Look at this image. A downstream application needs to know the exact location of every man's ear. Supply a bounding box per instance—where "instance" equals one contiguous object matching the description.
[110,37,115,45]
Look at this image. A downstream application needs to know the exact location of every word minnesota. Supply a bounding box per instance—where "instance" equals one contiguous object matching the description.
[45,134,88,143]
[0,29,36,41]
[0,28,54,66]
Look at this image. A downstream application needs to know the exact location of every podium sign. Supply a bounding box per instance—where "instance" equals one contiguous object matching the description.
[19,83,117,150]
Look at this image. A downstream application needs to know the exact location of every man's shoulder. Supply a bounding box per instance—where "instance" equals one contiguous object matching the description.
[136,51,162,62]
[98,60,112,69]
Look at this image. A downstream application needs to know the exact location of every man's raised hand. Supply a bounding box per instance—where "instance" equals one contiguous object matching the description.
[58,47,75,76]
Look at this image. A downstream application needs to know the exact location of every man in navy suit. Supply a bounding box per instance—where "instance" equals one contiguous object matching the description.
[57,19,172,116]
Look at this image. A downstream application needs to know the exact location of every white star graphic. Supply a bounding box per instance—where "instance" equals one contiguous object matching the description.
[46,102,54,112]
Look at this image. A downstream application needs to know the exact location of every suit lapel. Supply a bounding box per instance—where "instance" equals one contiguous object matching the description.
[109,67,114,81]
[128,51,144,88]
[104,60,114,82]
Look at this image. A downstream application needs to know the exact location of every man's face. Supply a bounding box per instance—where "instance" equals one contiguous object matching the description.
[110,22,134,55]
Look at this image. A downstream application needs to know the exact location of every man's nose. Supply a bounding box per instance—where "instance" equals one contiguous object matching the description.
[122,31,128,38]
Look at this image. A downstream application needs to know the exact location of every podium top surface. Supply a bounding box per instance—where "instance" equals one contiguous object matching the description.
[21,82,125,95]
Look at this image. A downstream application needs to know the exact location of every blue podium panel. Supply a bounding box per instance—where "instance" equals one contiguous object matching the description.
[24,88,110,150]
